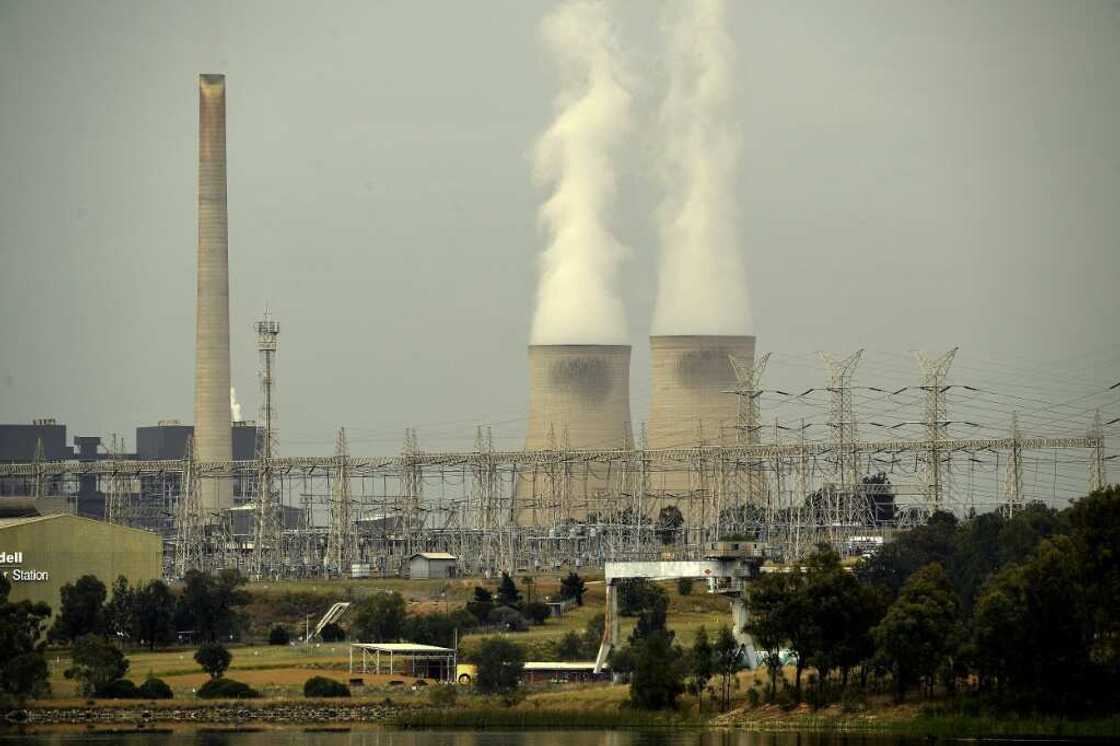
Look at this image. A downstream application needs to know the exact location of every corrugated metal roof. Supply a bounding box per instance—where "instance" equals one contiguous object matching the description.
[523,661,603,671]
[0,514,63,529]
[410,552,457,560]
[350,642,454,653]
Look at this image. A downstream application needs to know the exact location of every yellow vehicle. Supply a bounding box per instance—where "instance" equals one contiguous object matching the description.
[455,663,477,684]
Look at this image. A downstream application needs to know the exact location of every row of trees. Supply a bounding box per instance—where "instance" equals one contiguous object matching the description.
[744,486,1120,713]
[50,569,250,649]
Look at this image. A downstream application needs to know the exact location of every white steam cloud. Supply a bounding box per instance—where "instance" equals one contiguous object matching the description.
[652,0,752,336]
[230,387,242,422]
[529,1,632,346]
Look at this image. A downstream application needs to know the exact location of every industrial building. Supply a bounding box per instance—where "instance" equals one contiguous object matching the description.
[0,511,162,616]
[408,552,458,579]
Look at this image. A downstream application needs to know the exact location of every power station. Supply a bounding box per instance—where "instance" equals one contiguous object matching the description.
[0,73,1109,581]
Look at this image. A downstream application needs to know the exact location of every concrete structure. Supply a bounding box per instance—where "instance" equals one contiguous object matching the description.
[594,541,765,673]
[0,513,162,617]
[647,335,755,449]
[194,73,233,513]
[522,661,608,684]
[524,345,634,451]
[408,551,457,579]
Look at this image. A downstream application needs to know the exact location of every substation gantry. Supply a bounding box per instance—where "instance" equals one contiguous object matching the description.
[594,540,766,673]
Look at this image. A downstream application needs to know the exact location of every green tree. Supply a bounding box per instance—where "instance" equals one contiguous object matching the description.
[50,574,107,642]
[627,630,686,710]
[713,625,742,711]
[857,511,957,597]
[64,634,129,696]
[351,591,407,642]
[656,505,684,545]
[617,578,662,616]
[466,586,494,623]
[523,600,551,625]
[103,575,136,642]
[496,572,521,607]
[1069,485,1120,687]
[686,627,714,711]
[474,637,524,694]
[630,583,669,642]
[133,579,176,650]
[175,569,249,642]
[555,631,584,661]
[559,571,586,606]
[194,642,232,679]
[746,571,794,701]
[974,536,1091,710]
[872,563,959,701]
[0,573,51,703]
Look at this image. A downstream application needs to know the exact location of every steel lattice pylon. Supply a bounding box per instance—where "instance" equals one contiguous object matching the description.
[251,310,281,578]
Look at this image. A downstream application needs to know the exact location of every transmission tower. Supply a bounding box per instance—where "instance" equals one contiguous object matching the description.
[252,310,281,578]
[730,352,770,514]
[1004,413,1024,517]
[175,436,204,576]
[326,428,353,575]
[31,437,45,501]
[821,350,863,490]
[1089,410,1106,492]
[916,347,958,510]
[105,433,131,526]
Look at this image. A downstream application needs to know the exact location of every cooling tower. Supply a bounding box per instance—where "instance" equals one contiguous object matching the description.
[647,335,756,450]
[194,74,233,513]
[524,345,634,451]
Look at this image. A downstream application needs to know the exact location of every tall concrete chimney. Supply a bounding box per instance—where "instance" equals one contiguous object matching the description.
[194,74,233,513]
[524,345,634,451]
[647,335,755,450]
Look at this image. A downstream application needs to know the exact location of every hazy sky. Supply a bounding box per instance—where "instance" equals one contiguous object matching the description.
[2,0,1118,456]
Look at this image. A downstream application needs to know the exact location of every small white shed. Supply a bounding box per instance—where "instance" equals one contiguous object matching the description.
[408,552,458,579]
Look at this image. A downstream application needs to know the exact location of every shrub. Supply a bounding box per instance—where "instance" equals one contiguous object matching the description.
[64,635,129,697]
[474,637,524,695]
[428,684,458,707]
[197,677,260,699]
[303,676,350,698]
[677,577,694,596]
[320,622,346,642]
[97,679,138,699]
[194,642,232,679]
[522,601,551,625]
[747,687,761,707]
[268,625,291,646]
[136,677,173,700]
[488,606,528,632]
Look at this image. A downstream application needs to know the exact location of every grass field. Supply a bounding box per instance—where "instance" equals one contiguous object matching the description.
[40,576,735,701]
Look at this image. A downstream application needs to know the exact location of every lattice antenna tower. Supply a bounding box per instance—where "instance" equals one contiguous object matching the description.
[915,347,958,510]
[326,427,353,575]
[820,350,864,490]
[252,309,281,578]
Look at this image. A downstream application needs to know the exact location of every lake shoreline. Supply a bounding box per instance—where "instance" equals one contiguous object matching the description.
[7,699,1120,739]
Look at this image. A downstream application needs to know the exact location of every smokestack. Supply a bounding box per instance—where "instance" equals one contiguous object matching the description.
[647,335,755,450]
[525,345,634,451]
[194,74,233,513]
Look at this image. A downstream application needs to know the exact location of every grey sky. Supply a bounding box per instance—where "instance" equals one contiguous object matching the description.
[1,0,1118,457]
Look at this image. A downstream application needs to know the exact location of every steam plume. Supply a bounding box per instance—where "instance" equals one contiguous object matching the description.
[652,0,752,335]
[529,1,632,345]
[230,387,242,421]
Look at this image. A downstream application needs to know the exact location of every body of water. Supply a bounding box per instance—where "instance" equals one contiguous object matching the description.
[0,730,1096,746]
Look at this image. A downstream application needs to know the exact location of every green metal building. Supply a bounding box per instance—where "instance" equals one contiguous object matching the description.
[0,513,162,616]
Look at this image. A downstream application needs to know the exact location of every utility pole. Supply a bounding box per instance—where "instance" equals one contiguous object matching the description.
[1004,413,1023,517]
[1089,410,1106,493]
